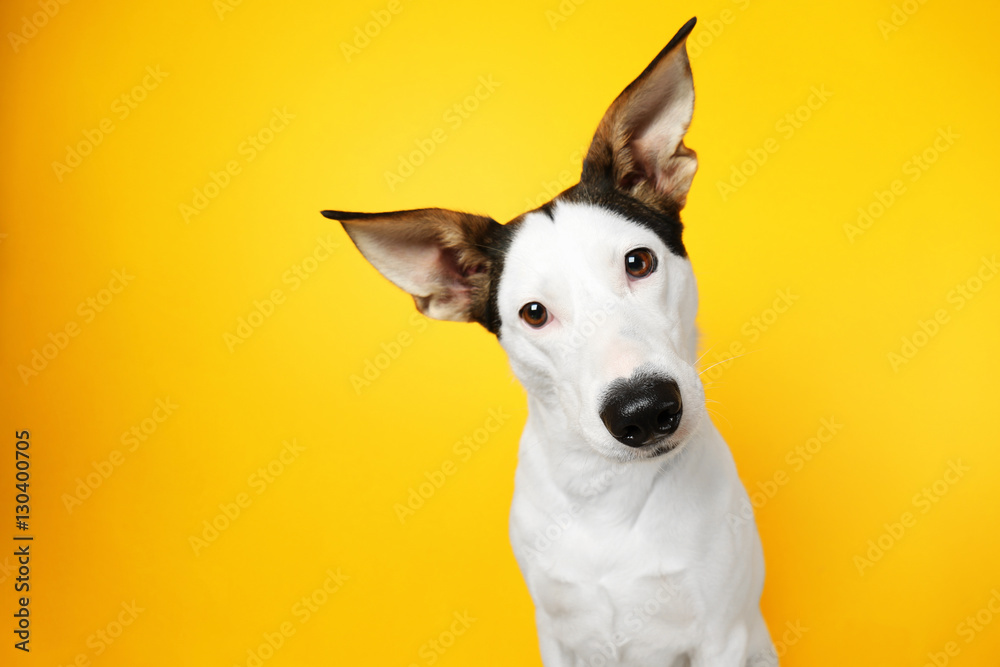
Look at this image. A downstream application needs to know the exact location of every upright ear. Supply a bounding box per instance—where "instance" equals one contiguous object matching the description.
[321,208,503,324]
[582,17,698,211]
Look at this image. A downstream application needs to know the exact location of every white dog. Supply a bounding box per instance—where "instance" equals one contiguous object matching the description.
[324,17,776,666]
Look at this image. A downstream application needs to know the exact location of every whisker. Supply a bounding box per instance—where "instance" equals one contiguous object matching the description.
[705,406,733,429]
[698,350,758,376]
[693,344,716,368]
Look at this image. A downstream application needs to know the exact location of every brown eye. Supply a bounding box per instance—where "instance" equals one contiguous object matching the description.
[625,248,656,278]
[519,302,549,328]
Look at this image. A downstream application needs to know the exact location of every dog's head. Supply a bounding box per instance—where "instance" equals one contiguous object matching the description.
[326,18,705,462]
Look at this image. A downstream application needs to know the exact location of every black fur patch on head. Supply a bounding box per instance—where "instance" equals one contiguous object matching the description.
[536,200,557,221]
[478,218,523,335]
[481,188,683,336]
[556,182,687,258]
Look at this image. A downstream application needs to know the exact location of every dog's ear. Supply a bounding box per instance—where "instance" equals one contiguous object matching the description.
[582,17,698,211]
[322,208,502,323]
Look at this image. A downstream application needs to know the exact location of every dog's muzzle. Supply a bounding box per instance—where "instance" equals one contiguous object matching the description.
[599,376,683,448]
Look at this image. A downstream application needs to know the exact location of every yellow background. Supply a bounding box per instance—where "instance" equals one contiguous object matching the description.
[2,0,999,665]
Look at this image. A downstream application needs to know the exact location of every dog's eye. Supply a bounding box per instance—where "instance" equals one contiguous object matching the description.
[625,248,656,278]
[519,302,549,328]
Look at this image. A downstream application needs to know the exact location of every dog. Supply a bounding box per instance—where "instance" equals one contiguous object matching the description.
[323,17,775,666]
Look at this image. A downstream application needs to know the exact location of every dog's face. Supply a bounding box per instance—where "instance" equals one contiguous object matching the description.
[495,198,705,461]
[326,19,705,461]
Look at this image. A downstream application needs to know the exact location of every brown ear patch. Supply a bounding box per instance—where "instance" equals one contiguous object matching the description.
[322,208,516,330]
[580,17,698,213]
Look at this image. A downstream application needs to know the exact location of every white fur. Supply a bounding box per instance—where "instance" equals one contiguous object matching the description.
[498,201,775,666]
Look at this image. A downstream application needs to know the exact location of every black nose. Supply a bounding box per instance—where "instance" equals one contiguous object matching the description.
[600,377,683,447]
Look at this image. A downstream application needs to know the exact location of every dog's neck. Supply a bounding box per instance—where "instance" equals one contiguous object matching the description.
[518,393,724,520]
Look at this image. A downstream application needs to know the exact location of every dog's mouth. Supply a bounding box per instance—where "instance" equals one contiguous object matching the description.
[646,441,675,458]
[632,432,686,460]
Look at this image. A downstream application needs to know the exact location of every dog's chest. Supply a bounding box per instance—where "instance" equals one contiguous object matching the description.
[511,483,709,661]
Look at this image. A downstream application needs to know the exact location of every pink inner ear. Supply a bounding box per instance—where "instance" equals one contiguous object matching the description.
[437,246,464,282]
[632,130,671,188]
[438,247,486,281]
[632,119,693,200]
[341,210,499,323]
[620,152,653,191]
